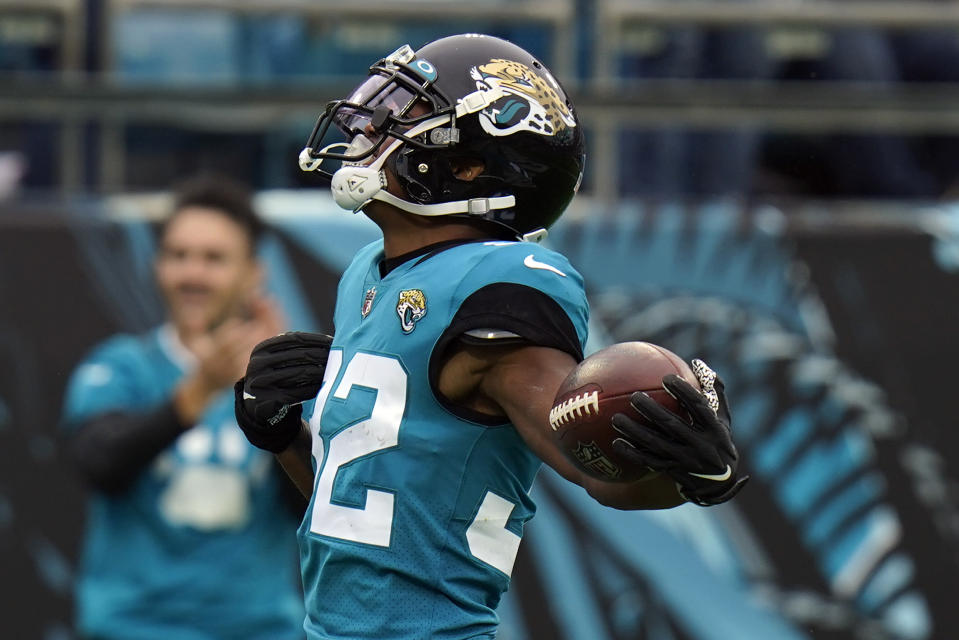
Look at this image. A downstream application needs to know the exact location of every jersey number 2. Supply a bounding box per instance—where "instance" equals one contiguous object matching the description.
[308,350,522,575]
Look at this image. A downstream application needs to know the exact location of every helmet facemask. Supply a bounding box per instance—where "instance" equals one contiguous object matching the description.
[299,44,460,177]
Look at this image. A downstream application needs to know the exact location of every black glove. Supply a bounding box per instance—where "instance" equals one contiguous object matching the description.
[234,331,333,453]
[610,359,749,506]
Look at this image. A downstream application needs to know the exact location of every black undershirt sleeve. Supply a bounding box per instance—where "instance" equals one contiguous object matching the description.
[428,282,584,425]
[70,404,309,516]
[68,402,188,495]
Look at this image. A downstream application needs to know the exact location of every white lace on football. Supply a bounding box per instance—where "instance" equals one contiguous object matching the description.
[691,358,719,415]
[548,391,599,431]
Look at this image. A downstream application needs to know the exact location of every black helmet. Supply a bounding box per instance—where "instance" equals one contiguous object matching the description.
[299,33,585,241]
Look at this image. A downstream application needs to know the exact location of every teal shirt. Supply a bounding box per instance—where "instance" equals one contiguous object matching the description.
[62,326,304,640]
[300,240,589,640]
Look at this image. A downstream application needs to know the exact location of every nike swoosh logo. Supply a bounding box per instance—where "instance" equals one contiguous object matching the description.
[242,391,256,400]
[523,254,566,277]
[688,465,732,482]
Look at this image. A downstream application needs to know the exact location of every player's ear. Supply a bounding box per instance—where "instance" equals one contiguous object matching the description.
[451,158,485,182]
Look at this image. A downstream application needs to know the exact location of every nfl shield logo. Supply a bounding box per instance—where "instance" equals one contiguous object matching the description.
[572,441,622,480]
[361,287,376,318]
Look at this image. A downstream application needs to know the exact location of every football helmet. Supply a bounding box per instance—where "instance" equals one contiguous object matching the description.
[298,34,585,241]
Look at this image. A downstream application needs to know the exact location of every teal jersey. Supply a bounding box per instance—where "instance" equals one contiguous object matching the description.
[62,326,304,640]
[300,240,589,640]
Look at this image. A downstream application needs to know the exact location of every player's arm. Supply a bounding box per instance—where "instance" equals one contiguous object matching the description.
[234,332,333,499]
[274,421,316,499]
[69,405,190,494]
[438,341,685,510]
[68,302,286,494]
[64,340,193,494]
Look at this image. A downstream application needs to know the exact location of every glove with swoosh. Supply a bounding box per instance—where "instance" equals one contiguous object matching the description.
[610,359,749,506]
[234,331,333,453]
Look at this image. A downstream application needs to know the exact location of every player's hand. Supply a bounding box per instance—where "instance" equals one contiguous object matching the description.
[234,331,333,453]
[191,319,263,392]
[192,295,286,392]
[175,297,287,425]
[610,359,749,506]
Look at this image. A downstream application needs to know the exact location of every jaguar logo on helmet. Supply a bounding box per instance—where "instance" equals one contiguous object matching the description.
[470,59,577,138]
[396,289,427,333]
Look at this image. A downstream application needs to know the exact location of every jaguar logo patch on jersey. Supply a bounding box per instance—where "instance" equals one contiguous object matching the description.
[361,286,377,318]
[396,289,427,333]
[471,58,577,139]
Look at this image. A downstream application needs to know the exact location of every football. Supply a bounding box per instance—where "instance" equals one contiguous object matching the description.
[548,341,700,483]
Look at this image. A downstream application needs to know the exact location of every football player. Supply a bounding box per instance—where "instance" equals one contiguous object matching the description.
[235,34,747,640]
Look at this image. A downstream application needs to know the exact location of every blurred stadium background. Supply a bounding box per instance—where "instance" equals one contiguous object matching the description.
[4,1,959,639]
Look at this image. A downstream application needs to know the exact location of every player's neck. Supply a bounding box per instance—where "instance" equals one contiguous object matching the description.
[367,204,487,259]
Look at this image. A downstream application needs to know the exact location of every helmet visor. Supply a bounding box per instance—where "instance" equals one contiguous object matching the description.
[333,74,418,137]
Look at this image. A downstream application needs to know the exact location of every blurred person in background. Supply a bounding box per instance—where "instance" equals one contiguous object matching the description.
[61,175,305,640]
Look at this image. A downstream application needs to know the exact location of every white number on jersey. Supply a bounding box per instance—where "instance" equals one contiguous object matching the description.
[308,349,522,574]
[309,351,405,546]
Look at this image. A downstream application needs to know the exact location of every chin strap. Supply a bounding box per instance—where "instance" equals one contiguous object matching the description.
[371,189,516,217]
[330,155,515,217]
[330,148,516,218]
